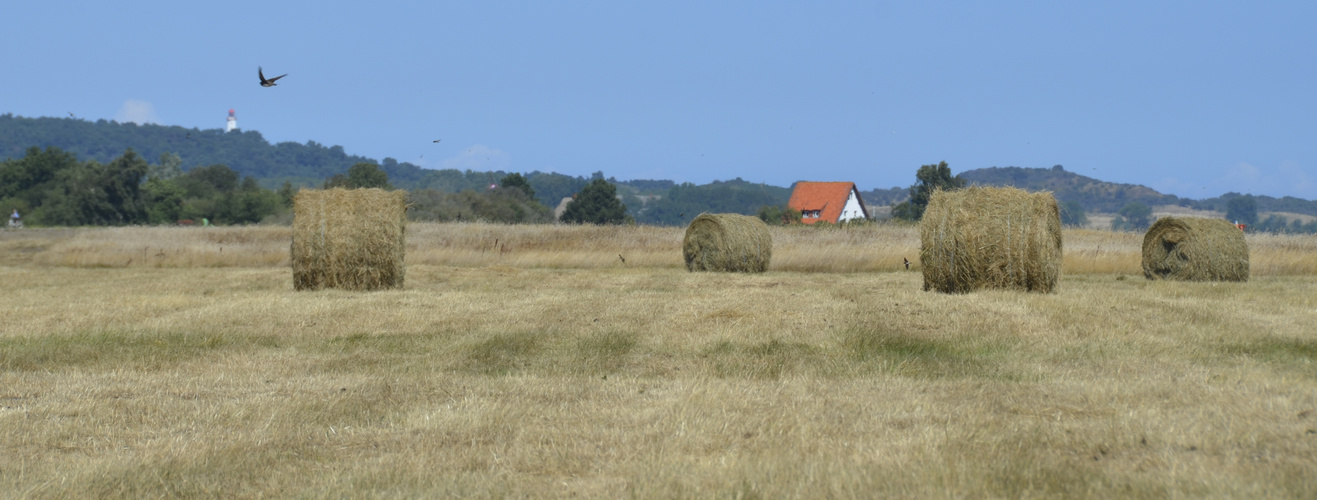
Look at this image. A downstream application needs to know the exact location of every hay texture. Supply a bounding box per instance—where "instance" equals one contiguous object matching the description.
[920,186,1062,293]
[292,188,407,291]
[1142,217,1248,282]
[683,213,772,272]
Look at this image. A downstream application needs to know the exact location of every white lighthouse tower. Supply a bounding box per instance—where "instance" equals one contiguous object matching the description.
[225,108,237,132]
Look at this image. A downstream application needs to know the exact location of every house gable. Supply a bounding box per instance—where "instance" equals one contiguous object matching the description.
[788,181,869,224]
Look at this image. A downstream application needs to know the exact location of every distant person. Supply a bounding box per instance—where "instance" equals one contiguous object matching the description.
[9,209,17,221]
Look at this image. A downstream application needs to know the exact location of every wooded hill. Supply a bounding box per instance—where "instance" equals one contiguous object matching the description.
[961,165,1177,213]
[961,165,1317,217]
[6,114,1315,223]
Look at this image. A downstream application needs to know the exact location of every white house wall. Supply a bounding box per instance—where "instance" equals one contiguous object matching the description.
[839,189,867,222]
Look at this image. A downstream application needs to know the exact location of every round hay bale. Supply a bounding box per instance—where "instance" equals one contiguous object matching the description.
[292,188,408,291]
[1142,216,1248,281]
[683,213,772,272]
[920,186,1062,293]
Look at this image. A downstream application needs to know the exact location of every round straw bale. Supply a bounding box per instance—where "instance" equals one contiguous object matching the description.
[1142,216,1248,281]
[920,186,1062,293]
[683,213,772,272]
[292,188,408,291]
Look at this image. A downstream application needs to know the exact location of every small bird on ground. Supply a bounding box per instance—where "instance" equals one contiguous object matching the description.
[903,257,910,270]
[258,67,287,87]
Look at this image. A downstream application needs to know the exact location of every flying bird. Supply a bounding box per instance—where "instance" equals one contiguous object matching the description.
[618,254,626,264]
[258,67,287,87]
[433,139,441,143]
[68,112,75,118]
[903,257,910,270]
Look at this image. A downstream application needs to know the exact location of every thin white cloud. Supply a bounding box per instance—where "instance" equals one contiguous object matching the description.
[435,144,512,171]
[1276,161,1314,195]
[1152,176,1194,196]
[115,99,160,125]
[1220,162,1263,187]
[1213,161,1315,198]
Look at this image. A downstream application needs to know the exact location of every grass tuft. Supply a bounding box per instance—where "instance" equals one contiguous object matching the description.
[0,331,236,371]
[700,339,822,379]
[464,332,543,375]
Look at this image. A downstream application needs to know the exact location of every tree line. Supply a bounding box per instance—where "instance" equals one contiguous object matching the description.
[1,146,284,226]
[885,162,1317,234]
[12,113,1315,231]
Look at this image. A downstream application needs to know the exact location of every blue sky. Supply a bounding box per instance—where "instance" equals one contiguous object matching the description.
[4,1,1316,199]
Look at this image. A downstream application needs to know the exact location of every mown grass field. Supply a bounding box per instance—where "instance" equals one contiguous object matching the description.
[2,223,1316,498]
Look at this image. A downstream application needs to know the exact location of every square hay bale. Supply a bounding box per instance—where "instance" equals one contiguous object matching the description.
[292,188,407,291]
[683,213,772,272]
[1142,216,1249,281]
[920,186,1062,293]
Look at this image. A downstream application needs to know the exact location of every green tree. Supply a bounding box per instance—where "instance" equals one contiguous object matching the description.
[0,147,77,202]
[526,171,590,208]
[1225,195,1258,226]
[634,179,790,226]
[1111,202,1153,231]
[37,150,150,225]
[215,177,280,224]
[891,161,964,221]
[324,163,391,189]
[148,152,183,181]
[499,173,535,199]
[890,201,919,221]
[28,163,97,226]
[1,146,83,222]
[143,178,186,224]
[346,162,392,189]
[757,205,802,225]
[406,188,552,224]
[560,179,631,224]
[180,164,240,198]
[1059,200,1089,227]
[278,181,296,208]
[323,174,349,189]
[85,149,150,225]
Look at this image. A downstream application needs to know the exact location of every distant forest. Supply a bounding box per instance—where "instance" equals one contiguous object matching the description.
[5,114,1317,229]
[0,115,798,226]
[962,165,1317,218]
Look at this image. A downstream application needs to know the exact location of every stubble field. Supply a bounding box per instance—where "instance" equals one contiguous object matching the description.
[2,222,1316,498]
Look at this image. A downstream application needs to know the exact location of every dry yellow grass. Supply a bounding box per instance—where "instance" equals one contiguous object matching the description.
[7,226,290,268]
[7,222,1317,276]
[1,224,1316,499]
[2,259,1316,498]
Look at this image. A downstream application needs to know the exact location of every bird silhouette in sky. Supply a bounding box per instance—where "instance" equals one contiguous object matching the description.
[68,112,75,118]
[433,139,442,143]
[258,67,287,87]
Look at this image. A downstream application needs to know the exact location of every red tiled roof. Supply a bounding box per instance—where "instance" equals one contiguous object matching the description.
[787,181,863,224]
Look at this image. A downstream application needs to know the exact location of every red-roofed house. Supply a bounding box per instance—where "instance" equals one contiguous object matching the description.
[787,181,870,224]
